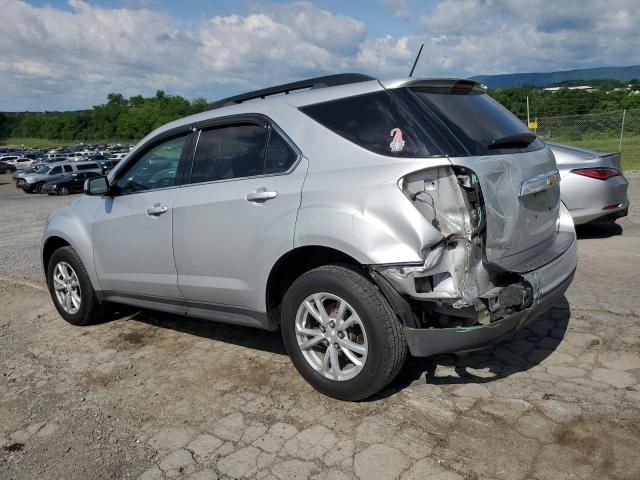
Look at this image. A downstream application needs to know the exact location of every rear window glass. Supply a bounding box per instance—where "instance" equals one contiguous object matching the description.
[300,87,544,157]
[264,131,297,174]
[76,163,99,171]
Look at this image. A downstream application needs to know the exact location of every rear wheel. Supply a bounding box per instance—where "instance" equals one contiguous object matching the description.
[60,186,69,195]
[47,246,102,326]
[281,265,406,401]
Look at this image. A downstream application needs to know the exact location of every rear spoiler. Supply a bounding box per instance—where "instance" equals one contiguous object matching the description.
[379,78,487,94]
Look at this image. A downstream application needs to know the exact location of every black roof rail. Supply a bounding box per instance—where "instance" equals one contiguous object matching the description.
[209,73,375,110]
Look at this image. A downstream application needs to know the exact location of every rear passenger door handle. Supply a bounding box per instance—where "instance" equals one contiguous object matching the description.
[146,204,168,216]
[245,189,278,203]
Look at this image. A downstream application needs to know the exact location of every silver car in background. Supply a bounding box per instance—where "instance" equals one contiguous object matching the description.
[549,143,629,225]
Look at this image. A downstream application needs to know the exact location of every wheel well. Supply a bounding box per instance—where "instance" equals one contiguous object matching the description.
[266,246,363,325]
[42,237,70,273]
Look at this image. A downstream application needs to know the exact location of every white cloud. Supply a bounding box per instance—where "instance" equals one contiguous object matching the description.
[416,0,640,75]
[380,0,410,18]
[0,0,639,111]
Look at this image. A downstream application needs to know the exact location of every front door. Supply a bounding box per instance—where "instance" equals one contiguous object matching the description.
[92,133,190,299]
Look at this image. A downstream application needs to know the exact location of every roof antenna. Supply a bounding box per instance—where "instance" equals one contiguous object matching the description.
[409,43,424,77]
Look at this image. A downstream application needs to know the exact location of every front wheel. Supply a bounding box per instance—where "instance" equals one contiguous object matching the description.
[47,246,103,326]
[281,265,407,401]
[35,182,45,193]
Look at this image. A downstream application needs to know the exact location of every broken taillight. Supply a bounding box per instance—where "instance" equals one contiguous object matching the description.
[571,168,620,180]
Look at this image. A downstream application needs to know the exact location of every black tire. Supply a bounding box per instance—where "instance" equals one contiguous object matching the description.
[281,264,407,401]
[46,246,103,326]
[35,183,45,194]
[60,186,69,195]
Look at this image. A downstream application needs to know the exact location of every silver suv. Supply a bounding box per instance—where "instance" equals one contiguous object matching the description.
[42,74,577,400]
[17,161,102,193]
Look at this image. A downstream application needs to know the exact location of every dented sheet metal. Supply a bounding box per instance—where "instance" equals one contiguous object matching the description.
[448,147,560,271]
[378,166,487,307]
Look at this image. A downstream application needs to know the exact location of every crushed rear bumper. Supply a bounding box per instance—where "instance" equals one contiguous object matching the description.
[404,269,573,357]
[402,230,577,357]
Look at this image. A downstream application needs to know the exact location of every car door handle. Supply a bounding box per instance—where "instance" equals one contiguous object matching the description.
[245,189,278,203]
[146,204,168,216]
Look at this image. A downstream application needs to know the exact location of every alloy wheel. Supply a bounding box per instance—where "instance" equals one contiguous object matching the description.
[295,292,368,381]
[53,261,82,314]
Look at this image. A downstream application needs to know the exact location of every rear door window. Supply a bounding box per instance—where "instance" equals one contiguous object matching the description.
[64,165,73,172]
[264,131,298,174]
[191,124,268,184]
[76,163,99,171]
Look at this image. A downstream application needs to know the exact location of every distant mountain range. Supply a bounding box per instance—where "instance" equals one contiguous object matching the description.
[470,65,640,88]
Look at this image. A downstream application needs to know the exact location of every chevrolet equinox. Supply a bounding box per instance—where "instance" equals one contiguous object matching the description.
[42,74,577,400]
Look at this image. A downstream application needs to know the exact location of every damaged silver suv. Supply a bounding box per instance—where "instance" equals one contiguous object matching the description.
[42,74,577,400]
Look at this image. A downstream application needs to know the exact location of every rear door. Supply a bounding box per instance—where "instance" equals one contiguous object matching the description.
[172,119,307,312]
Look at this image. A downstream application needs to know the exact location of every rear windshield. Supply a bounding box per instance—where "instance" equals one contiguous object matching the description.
[300,87,544,157]
[76,163,99,170]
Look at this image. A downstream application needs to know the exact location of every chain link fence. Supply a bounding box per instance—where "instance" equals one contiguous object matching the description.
[531,108,640,170]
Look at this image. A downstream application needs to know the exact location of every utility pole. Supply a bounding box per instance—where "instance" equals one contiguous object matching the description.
[619,109,626,152]
[526,96,530,127]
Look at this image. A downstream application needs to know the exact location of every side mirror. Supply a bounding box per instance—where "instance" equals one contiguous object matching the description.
[84,175,110,196]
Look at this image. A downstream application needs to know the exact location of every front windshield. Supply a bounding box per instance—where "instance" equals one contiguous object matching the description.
[35,165,51,174]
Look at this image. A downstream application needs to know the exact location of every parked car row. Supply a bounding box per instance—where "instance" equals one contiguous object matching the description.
[0,143,132,172]
[12,160,114,194]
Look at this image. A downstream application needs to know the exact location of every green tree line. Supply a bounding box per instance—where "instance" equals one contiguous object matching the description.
[491,82,640,120]
[2,82,640,142]
[0,90,209,142]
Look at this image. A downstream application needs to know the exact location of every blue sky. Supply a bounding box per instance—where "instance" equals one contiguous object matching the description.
[2,0,639,111]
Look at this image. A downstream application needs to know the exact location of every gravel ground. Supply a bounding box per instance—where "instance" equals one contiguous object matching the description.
[1,172,639,480]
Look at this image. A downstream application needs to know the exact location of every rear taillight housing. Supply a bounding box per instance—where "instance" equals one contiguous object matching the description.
[571,168,620,180]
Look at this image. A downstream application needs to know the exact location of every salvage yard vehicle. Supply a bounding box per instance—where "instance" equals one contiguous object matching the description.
[43,171,103,195]
[548,143,630,225]
[42,74,577,400]
[17,161,102,193]
[0,161,17,174]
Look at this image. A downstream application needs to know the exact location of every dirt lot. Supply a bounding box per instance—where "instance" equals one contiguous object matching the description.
[1,172,639,480]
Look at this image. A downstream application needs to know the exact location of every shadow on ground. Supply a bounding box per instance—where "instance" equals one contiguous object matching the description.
[103,295,570,399]
[104,305,287,356]
[379,296,572,398]
[576,221,623,239]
